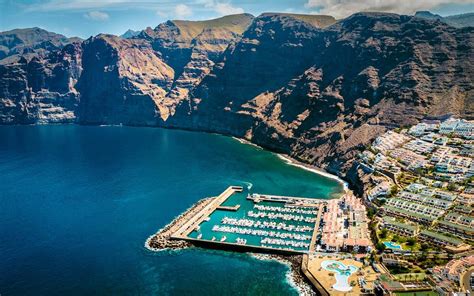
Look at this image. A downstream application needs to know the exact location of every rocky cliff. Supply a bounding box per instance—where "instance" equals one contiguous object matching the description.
[174,13,473,175]
[0,12,473,182]
[0,42,82,124]
[137,13,255,118]
[77,35,174,125]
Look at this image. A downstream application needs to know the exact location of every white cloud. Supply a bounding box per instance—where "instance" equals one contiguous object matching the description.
[214,2,244,15]
[156,9,168,17]
[84,10,110,21]
[196,0,244,16]
[175,4,192,18]
[305,0,474,19]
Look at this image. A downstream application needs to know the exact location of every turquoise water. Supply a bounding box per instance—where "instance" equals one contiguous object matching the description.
[384,241,403,250]
[0,125,343,295]
[321,260,358,292]
[189,196,317,252]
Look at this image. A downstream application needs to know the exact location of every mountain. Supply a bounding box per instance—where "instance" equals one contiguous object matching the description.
[169,12,473,173]
[122,13,255,121]
[415,11,474,28]
[0,27,80,63]
[0,12,473,183]
[267,13,336,27]
[415,11,442,20]
[120,29,140,39]
[444,13,474,28]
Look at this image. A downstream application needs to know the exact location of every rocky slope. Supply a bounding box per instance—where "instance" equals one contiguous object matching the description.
[0,42,82,124]
[0,12,473,185]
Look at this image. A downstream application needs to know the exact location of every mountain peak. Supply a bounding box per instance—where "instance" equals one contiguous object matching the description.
[259,13,337,28]
[120,29,140,39]
[415,11,443,20]
[168,13,255,38]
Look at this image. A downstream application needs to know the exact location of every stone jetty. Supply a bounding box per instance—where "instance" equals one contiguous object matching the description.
[145,197,214,251]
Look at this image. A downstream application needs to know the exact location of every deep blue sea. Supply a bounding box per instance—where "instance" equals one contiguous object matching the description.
[0,125,343,295]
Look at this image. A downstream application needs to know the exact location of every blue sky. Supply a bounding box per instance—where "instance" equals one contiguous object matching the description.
[1,0,473,38]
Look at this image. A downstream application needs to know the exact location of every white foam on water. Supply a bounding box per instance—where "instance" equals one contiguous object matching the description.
[275,154,349,193]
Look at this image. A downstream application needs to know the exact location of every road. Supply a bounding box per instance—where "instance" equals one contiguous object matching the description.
[461,266,474,293]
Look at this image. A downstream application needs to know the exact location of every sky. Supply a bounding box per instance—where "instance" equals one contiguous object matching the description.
[1,0,474,38]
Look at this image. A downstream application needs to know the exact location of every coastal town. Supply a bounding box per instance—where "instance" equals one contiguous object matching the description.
[359,117,474,295]
[146,117,473,296]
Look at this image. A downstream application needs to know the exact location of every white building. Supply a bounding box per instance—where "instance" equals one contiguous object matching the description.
[439,118,474,139]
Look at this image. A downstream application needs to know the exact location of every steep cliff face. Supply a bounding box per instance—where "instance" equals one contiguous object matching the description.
[0,42,82,124]
[162,14,333,138]
[173,13,473,174]
[136,14,254,118]
[77,35,174,125]
[0,12,473,180]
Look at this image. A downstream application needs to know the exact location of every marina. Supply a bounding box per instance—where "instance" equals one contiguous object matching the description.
[172,186,326,254]
[145,185,373,295]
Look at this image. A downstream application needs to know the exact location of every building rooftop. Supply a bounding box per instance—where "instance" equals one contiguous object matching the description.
[419,230,463,246]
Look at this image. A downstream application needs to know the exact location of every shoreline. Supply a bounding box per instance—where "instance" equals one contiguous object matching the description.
[232,136,348,194]
[250,253,316,296]
[275,154,349,193]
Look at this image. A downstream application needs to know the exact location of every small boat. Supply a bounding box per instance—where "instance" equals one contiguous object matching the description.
[197,234,202,239]
[211,236,216,241]
[220,236,227,242]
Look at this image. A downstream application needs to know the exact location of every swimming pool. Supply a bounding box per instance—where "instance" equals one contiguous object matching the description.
[321,260,358,292]
[384,241,402,250]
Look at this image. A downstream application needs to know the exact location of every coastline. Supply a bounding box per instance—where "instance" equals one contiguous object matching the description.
[250,253,316,296]
[275,154,349,193]
[232,136,348,194]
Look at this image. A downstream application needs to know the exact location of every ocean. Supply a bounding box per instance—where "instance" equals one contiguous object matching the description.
[0,125,343,295]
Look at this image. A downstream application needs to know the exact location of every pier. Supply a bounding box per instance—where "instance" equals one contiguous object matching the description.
[247,193,324,207]
[216,205,240,211]
[171,186,243,239]
[167,186,328,255]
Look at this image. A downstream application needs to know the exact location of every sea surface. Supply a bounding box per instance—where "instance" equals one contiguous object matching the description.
[0,125,343,296]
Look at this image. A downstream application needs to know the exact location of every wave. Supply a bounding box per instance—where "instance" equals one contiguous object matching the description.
[231,137,263,150]
[276,154,348,193]
[243,181,253,190]
[230,179,253,190]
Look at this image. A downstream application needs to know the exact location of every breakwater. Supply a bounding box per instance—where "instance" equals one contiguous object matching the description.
[145,197,214,251]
